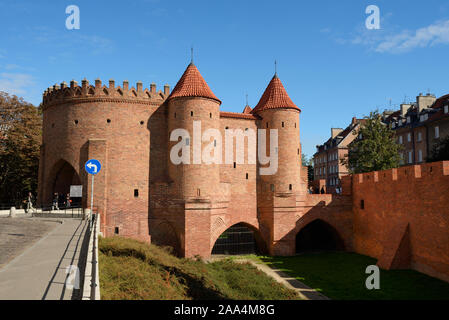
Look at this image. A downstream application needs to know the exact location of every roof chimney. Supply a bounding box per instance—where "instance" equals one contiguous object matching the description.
[400,104,411,117]
[331,128,343,138]
[417,94,436,113]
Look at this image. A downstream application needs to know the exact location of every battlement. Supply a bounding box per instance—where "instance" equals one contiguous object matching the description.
[42,79,170,108]
[355,161,449,184]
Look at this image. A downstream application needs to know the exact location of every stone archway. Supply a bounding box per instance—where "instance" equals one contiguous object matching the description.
[296,219,345,253]
[46,159,82,207]
[211,222,265,255]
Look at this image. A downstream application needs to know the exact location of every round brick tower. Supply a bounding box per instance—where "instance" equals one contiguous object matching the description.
[38,78,169,238]
[167,63,222,199]
[251,73,302,194]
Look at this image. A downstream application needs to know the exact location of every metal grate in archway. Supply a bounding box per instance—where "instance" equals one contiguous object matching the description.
[211,223,256,255]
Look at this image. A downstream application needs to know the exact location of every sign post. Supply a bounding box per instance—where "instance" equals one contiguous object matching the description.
[84,159,101,222]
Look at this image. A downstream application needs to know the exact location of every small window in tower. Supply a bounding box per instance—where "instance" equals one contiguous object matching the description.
[52,123,55,128]
[225,126,229,130]
[245,128,248,131]
[360,199,365,210]
[289,184,292,191]
[140,121,144,125]
[210,113,212,118]
[295,123,297,128]
[233,162,236,168]
[74,120,79,125]
[174,113,176,118]
[191,111,193,117]
[134,189,139,197]
[107,119,111,123]
[114,227,119,235]
[282,122,284,127]
[297,148,300,155]
[266,122,269,128]
[246,173,248,180]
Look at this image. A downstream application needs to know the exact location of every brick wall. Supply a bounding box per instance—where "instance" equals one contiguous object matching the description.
[351,161,449,282]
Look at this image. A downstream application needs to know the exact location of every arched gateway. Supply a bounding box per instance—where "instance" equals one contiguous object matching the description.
[211,223,264,255]
[296,219,345,253]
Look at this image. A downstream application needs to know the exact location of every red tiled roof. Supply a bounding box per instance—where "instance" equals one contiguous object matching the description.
[168,63,221,104]
[220,111,260,120]
[251,75,300,114]
[432,93,449,109]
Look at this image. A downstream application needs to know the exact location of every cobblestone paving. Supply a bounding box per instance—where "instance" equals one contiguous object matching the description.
[0,218,59,269]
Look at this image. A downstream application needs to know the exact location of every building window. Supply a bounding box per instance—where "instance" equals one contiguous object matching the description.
[282,122,284,128]
[114,227,119,235]
[140,121,144,125]
[289,184,292,191]
[408,151,412,164]
[191,111,193,116]
[407,116,410,124]
[392,122,396,129]
[107,119,111,123]
[210,113,212,118]
[398,136,403,144]
[233,162,236,168]
[134,189,139,197]
[174,112,176,118]
[417,132,422,142]
[360,200,365,210]
[407,133,411,142]
[266,122,268,128]
[246,173,248,180]
[445,105,449,114]
[435,126,440,139]
[186,138,190,146]
[74,120,79,124]
[418,150,423,162]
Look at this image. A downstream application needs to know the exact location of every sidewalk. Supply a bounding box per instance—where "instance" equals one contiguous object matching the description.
[0,218,89,300]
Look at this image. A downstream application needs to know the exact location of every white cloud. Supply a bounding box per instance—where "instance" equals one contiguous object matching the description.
[375,20,449,53]
[0,73,34,95]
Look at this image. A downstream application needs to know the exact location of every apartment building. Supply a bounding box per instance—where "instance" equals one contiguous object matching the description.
[312,117,364,194]
[384,93,449,165]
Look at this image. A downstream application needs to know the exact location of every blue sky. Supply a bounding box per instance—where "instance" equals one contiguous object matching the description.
[1,0,449,157]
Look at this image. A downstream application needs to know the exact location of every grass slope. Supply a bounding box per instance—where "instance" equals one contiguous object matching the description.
[98,236,300,300]
[259,252,449,300]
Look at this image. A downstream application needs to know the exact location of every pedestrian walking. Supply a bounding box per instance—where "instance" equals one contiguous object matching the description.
[66,193,71,208]
[52,193,59,210]
[26,192,35,213]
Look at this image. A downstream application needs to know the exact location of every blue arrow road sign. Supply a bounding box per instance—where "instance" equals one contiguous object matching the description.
[85,159,101,175]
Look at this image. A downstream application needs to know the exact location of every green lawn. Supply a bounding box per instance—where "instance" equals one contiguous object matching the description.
[255,252,449,300]
[98,236,300,300]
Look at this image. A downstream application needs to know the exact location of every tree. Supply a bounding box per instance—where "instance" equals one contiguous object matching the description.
[427,134,449,162]
[342,110,402,174]
[0,92,42,206]
[301,151,314,184]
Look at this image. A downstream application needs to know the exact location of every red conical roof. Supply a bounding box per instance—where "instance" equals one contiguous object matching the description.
[168,63,221,104]
[242,105,252,114]
[251,75,300,114]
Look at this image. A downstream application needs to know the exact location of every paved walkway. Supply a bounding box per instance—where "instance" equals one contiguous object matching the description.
[0,218,89,300]
[210,256,329,300]
[0,218,58,268]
